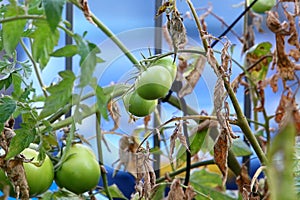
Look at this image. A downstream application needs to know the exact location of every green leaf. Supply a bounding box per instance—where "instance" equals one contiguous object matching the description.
[50,45,78,57]
[96,85,109,120]
[230,138,253,157]
[5,128,35,159]
[42,0,65,32]
[190,169,235,200]
[2,2,26,56]
[39,70,75,119]
[100,184,127,200]
[89,77,109,120]
[30,20,60,69]
[267,122,297,200]
[28,0,44,15]
[74,34,103,87]
[0,73,12,90]
[176,128,208,167]
[0,96,16,123]
[11,72,22,97]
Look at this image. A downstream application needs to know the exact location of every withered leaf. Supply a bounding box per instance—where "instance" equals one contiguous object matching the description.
[144,115,151,131]
[166,179,185,200]
[107,100,120,131]
[169,123,190,160]
[135,142,156,199]
[79,0,96,25]
[214,129,230,187]
[270,73,279,93]
[289,48,300,62]
[113,136,138,177]
[284,9,300,49]
[178,55,206,98]
[214,77,226,128]
[221,40,232,73]
[167,10,187,59]
[185,185,197,200]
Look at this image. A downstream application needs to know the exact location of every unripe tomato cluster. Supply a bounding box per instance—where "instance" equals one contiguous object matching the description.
[123,56,177,117]
[0,143,100,197]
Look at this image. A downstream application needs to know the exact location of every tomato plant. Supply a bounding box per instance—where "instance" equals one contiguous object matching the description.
[135,65,173,100]
[123,90,158,117]
[55,143,101,194]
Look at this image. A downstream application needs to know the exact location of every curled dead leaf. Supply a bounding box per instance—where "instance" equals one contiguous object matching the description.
[178,55,206,98]
[214,129,230,187]
[167,179,185,200]
[107,100,120,131]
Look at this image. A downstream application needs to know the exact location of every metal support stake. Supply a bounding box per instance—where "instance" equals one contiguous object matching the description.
[153,0,163,178]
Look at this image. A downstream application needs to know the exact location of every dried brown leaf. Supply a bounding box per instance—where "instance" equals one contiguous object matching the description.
[214,129,230,187]
[113,136,138,177]
[289,48,300,61]
[221,40,232,73]
[206,46,220,76]
[167,10,187,59]
[135,142,156,199]
[284,9,300,49]
[79,0,96,25]
[178,55,206,98]
[107,100,120,131]
[270,73,279,93]
[144,115,151,131]
[169,123,190,160]
[166,179,185,200]
[214,77,226,128]
[185,185,197,200]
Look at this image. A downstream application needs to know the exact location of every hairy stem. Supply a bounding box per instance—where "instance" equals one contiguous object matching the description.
[0,15,45,23]
[186,0,209,51]
[96,111,112,200]
[20,40,48,97]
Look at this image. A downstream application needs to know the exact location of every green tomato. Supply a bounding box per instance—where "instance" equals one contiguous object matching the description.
[55,143,101,194]
[135,65,173,100]
[248,0,276,13]
[152,56,177,81]
[123,90,157,117]
[0,147,54,197]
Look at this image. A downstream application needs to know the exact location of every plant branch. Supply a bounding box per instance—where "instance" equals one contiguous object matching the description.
[0,15,45,24]
[96,111,112,200]
[223,79,267,164]
[186,0,208,51]
[156,159,215,183]
[20,40,48,97]
[68,0,140,68]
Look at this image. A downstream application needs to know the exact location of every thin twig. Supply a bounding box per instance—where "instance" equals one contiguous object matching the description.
[20,40,48,97]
